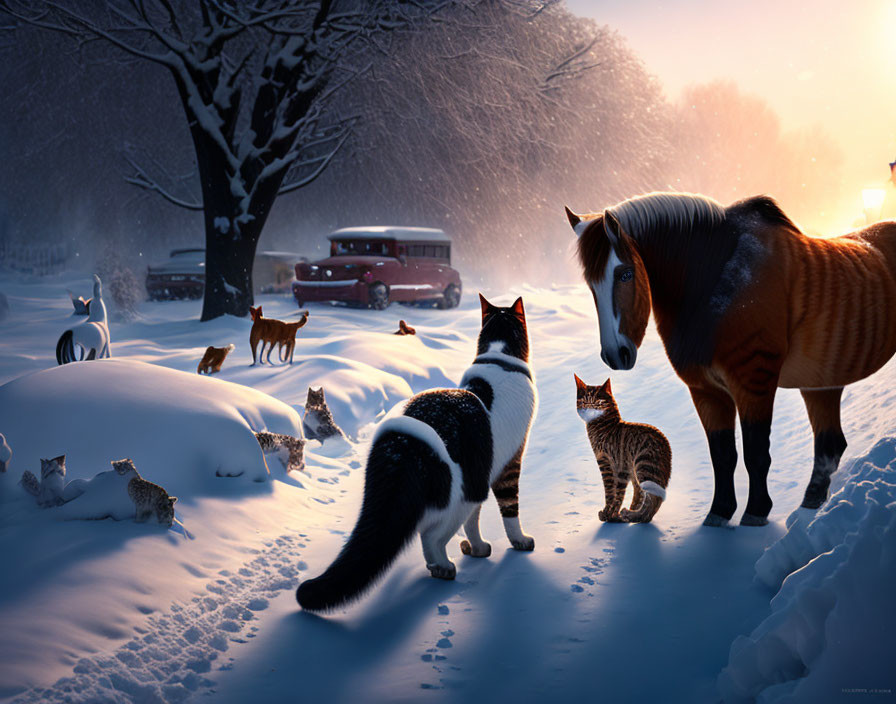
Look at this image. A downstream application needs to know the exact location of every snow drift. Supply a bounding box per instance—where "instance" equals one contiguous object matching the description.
[718,438,896,702]
[0,358,304,497]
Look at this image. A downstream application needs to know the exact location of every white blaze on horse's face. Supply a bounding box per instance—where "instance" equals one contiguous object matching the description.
[589,246,637,371]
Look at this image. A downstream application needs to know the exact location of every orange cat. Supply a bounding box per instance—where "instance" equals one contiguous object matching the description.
[249,306,309,365]
[393,320,416,336]
[197,344,234,374]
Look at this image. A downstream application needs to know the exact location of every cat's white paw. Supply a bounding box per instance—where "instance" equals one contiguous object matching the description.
[510,535,535,551]
[460,539,491,558]
[427,562,457,580]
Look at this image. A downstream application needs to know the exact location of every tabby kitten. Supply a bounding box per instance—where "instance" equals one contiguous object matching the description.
[255,432,306,473]
[21,455,66,507]
[575,375,671,523]
[302,387,345,441]
[117,459,178,527]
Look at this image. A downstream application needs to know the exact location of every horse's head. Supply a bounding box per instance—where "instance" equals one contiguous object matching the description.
[566,206,651,371]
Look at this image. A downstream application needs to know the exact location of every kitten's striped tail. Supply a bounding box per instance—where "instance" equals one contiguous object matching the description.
[56,329,74,365]
[21,470,40,497]
[296,432,428,612]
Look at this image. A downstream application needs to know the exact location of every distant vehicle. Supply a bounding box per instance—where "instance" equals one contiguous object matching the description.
[147,249,308,301]
[146,248,205,301]
[292,227,462,310]
[255,251,305,294]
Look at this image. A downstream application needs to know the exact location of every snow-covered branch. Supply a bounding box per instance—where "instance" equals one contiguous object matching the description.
[123,152,203,211]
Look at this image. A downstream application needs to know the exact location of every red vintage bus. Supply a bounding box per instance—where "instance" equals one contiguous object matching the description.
[292,227,462,310]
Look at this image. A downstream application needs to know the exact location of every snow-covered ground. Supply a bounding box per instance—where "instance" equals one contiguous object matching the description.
[0,269,893,703]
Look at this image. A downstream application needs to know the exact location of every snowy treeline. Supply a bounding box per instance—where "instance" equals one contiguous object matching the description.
[0,240,71,276]
[0,2,843,285]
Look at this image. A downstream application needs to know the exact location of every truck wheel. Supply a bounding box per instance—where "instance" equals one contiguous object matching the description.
[439,284,461,309]
[368,282,390,310]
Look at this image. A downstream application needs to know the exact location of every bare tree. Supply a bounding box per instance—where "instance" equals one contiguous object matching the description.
[0,0,451,319]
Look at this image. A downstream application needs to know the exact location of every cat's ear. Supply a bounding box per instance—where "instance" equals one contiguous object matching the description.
[169,496,177,505]
[574,373,587,391]
[510,297,525,319]
[602,378,613,394]
[53,454,65,465]
[479,293,495,318]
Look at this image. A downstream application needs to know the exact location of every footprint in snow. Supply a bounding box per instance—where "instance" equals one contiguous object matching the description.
[11,533,303,704]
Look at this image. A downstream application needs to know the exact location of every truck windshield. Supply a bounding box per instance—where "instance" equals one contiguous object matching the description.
[332,240,389,256]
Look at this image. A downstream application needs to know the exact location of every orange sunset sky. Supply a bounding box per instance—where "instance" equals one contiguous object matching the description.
[568,0,896,231]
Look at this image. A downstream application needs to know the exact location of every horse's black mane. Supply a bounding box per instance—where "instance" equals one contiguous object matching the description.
[731,195,801,232]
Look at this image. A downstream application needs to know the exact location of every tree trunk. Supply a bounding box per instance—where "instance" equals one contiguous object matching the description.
[200,219,260,321]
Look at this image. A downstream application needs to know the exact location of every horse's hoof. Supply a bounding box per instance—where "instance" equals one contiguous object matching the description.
[740,513,769,527]
[800,491,828,510]
[702,512,732,528]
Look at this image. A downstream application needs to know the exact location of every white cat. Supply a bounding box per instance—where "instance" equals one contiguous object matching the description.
[56,275,111,363]
[0,433,10,473]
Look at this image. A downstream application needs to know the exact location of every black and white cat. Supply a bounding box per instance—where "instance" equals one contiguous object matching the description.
[296,294,538,612]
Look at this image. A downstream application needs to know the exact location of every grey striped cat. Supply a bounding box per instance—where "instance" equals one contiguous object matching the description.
[575,375,671,523]
[302,387,344,442]
[255,431,305,473]
[21,455,66,507]
[117,459,178,527]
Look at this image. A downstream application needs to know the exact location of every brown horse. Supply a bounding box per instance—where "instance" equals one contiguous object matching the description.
[567,192,896,526]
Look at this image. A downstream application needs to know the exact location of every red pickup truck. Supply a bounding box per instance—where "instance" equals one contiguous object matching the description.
[292,227,462,310]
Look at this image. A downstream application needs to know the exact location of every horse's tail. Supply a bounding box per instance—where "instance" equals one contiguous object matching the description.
[296,431,428,612]
[56,329,74,365]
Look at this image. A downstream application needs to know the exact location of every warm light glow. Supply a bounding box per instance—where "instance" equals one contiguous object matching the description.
[862,188,886,221]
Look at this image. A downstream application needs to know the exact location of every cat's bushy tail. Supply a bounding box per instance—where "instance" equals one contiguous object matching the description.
[56,329,74,365]
[296,432,429,612]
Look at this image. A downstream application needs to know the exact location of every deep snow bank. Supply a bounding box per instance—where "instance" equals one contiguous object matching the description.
[0,358,304,495]
[718,438,896,702]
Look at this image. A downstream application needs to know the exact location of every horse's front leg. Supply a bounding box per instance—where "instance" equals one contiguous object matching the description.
[689,386,738,526]
[730,382,779,526]
[800,387,847,509]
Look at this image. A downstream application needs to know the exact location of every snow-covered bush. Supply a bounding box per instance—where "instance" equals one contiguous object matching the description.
[718,438,896,703]
[97,252,141,321]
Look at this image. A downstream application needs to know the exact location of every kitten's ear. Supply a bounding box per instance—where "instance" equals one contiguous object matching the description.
[602,378,613,394]
[53,454,65,465]
[574,373,587,390]
[510,297,525,319]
